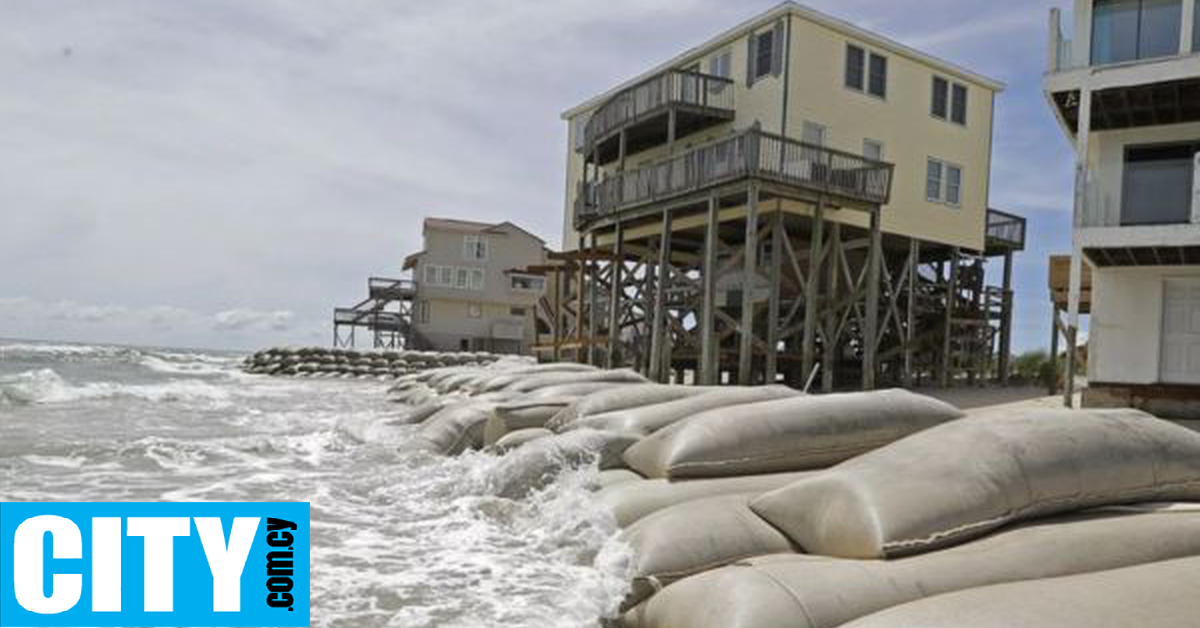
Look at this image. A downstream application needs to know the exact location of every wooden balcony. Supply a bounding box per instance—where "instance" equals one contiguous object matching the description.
[581,69,735,165]
[575,128,894,227]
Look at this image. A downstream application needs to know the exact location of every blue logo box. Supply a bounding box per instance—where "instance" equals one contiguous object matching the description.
[0,502,310,627]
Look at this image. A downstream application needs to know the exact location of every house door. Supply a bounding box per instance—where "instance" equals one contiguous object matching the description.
[1160,278,1200,384]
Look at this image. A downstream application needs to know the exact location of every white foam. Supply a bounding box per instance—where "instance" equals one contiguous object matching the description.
[0,368,235,406]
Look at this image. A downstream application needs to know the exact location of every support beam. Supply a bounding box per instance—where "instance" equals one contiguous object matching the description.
[552,268,562,363]
[1066,87,1091,408]
[577,236,587,364]
[998,250,1014,384]
[650,210,672,382]
[739,185,759,385]
[940,247,960,387]
[1049,305,1061,395]
[587,232,600,365]
[862,208,882,390]
[765,210,784,383]
[801,197,825,386]
[607,224,624,368]
[903,238,919,388]
[700,196,719,385]
[822,222,842,393]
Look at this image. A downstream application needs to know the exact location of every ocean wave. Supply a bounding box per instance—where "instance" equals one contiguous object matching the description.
[0,341,144,362]
[0,368,235,406]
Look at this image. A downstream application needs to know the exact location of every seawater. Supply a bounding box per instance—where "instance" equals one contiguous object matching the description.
[0,339,631,627]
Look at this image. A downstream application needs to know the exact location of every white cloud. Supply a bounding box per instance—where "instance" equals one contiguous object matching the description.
[213,308,295,332]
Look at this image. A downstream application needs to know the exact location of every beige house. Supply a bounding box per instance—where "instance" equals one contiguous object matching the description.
[551,2,1025,389]
[1045,1,1200,416]
[403,218,548,354]
[562,1,1006,253]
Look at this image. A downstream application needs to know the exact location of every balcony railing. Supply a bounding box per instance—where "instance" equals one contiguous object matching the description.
[576,129,894,226]
[986,208,1027,251]
[368,277,416,300]
[582,69,735,150]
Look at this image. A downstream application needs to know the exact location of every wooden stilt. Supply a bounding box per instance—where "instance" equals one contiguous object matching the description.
[700,196,719,385]
[862,208,882,390]
[903,238,919,388]
[739,185,759,385]
[801,198,825,385]
[765,209,784,383]
[940,248,960,387]
[822,222,841,393]
[650,210,672,382]
[607,224,624,368]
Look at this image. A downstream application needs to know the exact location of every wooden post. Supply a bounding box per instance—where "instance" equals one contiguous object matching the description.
[903,238,920,388]
[618,130,627,172]
[700,196,720,385]
[940,248,960,387]
[576,237,587,364]
[552,268,562,362]
[607,225,624,368]
[998,250,1014,384]
[1049,305,1061,395]
[765,209,784,383]
[822,222,841,393]
[1066,87,1091,408]
[862,208,882,391]
[739,185,759,385]
[801,198,825,385]
[650,210,672,382]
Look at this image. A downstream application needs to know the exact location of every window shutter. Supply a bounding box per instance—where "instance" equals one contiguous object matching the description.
[746,35,756,86]
[771,20,785,76]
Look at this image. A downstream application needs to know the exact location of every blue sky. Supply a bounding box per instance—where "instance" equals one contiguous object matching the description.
[0,0,1075,352]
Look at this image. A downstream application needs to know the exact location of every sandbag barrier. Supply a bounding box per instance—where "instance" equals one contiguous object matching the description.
[380,367,1200,627]
[240,346,521,380]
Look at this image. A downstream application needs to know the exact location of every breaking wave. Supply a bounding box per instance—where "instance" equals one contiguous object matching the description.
[0,368,235,406]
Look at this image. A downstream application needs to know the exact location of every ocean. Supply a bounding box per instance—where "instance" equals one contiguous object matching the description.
[0,339,630,627]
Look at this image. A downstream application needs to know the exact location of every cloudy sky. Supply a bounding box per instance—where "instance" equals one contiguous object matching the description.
[1,0,1074,352]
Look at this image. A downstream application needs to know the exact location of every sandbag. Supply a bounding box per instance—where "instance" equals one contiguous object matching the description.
[393,396,464,425]
[594,468,644,489]
[485,429,642,499]
[483,398,575,446]
[525,381,631,399]
[502,368,647,394]
[751,408,1200,559]
[839,556,1200,628]
[620,493,795,610]
[598,471,814,527]
[547,385,711,431]
[627,505,1200,628]
[624,389,962,479]
[475,363,600,393]
[408,401,499,455]
[572,386,801,435]
[489,428,553,454]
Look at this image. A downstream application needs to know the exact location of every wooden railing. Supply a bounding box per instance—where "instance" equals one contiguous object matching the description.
[582,69,735,149]
[986,208,1026,250]
[576,129,894,225]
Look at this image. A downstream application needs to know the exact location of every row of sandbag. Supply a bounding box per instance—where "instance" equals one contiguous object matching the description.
[242,345,512,378]
[611,407,1200,628]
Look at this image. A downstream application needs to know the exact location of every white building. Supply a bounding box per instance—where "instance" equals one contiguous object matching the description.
[1046,0,1200,417]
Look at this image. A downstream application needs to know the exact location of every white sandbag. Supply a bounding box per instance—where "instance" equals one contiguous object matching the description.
[751,408,1200,559]
[525,381,633,399]
[570,386,801,435]
[408,401,499,455]
[620,493,795,610]
[490,428,554,454]
[475,363,600,393]
[839,556,1200,628]
[394,396,464,425]
[483,398,575,446]
[547,385,712,431]
[624,389,962,479]
[627,505,1200,628]
[485,429,642,499]
[594,468,644,489]
[502,368,647,394]
[598,472,815,528]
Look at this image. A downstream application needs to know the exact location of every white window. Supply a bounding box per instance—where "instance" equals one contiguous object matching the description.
[463,234,488,261]
[946,165,962,206]
[414,300,430,324]
[470,268,484,291]
[927,158,963,207]
[863,139,884,162]
[439,266,453,287]
[932,76,968,125]
[708,49,732,78]
[747,22,783,85]
[456,267,470,289]
[926,160,944,202]
[510,273,546,292]
[467,302,482,318]
[424,264,438,285]
[802,121,826,147]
